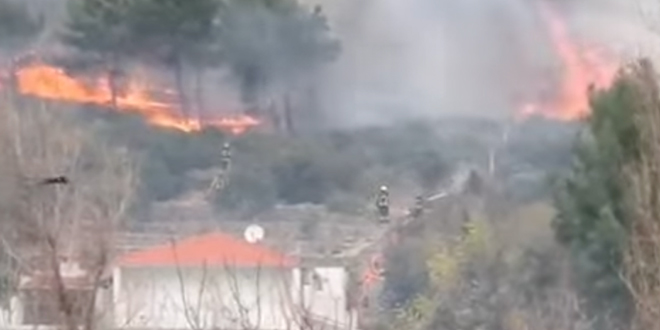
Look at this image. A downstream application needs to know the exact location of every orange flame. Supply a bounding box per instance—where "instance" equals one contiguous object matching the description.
[518,2,618,121]
[10,62,260,135]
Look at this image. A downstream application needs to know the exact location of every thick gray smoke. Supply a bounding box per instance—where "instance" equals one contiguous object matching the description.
[6,0,660,131]
[567,0,660,58]
[314,0,660,128]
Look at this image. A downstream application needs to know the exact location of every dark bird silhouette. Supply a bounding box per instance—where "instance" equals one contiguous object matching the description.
[39,176,69,186]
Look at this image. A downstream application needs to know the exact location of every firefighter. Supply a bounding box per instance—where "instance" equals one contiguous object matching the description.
[410,195,424,219]
[376,186,390,223]
[461,214,476,241]
[206,142,232,196]
[465,169,484,196]
[220,142,232,172]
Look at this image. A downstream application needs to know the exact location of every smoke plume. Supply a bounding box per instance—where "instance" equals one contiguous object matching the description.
[314,0,660,127]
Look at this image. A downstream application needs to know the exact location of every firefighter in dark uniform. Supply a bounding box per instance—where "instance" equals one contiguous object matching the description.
[220,142,232,172]
[207,142,232,196]
[376,186,390,223]
[410,195,424,219]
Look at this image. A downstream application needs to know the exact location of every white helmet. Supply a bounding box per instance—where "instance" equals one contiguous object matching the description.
[380,186,388,192]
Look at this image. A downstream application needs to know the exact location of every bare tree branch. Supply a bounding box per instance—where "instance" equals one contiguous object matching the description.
[0,97,135,330]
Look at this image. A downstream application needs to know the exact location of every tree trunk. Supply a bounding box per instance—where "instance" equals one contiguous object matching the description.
[301,83,319,133]
[7,58,20,109]
[108,55,119,111]
[46,237,76,330]
[82,255,106,330]
[193,66,205,119]
[108,72,118,110]
[241,66,264,116]
[283,93,295,136]
[6,52,29,110]
[174,58,189,118]
[267,99,282,133]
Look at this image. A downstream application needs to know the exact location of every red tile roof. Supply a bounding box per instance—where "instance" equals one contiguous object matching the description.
[116,232,297,268]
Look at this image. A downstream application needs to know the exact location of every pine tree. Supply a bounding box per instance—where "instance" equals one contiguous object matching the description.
[0,0,43,50]
[127,0,220,116]
[63,0,134,109]
[217,0,340,131]
[553,69,642,324]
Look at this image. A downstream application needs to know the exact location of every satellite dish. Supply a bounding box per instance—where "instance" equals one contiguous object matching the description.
[244,224,265,244]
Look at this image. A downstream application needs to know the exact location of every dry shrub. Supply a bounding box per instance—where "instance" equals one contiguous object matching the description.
[622,59,660,330]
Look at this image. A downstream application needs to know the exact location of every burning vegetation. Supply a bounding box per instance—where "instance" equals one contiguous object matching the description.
[0,0,615,137]
[518,2,619,121]
[8,61,260,135]
[1,1,615,136]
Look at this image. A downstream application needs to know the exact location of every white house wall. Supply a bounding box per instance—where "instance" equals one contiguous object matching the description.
[292,267,356,330]
[114,266,296,330]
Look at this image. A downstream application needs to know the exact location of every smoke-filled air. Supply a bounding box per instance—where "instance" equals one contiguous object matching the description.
[320,0,632,125]
[2,0,660,330]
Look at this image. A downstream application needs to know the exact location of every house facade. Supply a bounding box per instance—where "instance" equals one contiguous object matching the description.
[294,264,357,330]
[112,231,358,330]
[4,260,99,328]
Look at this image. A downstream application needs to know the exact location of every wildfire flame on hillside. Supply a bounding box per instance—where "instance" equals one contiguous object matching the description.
[518,2,618,121]
[9,62,260,135]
